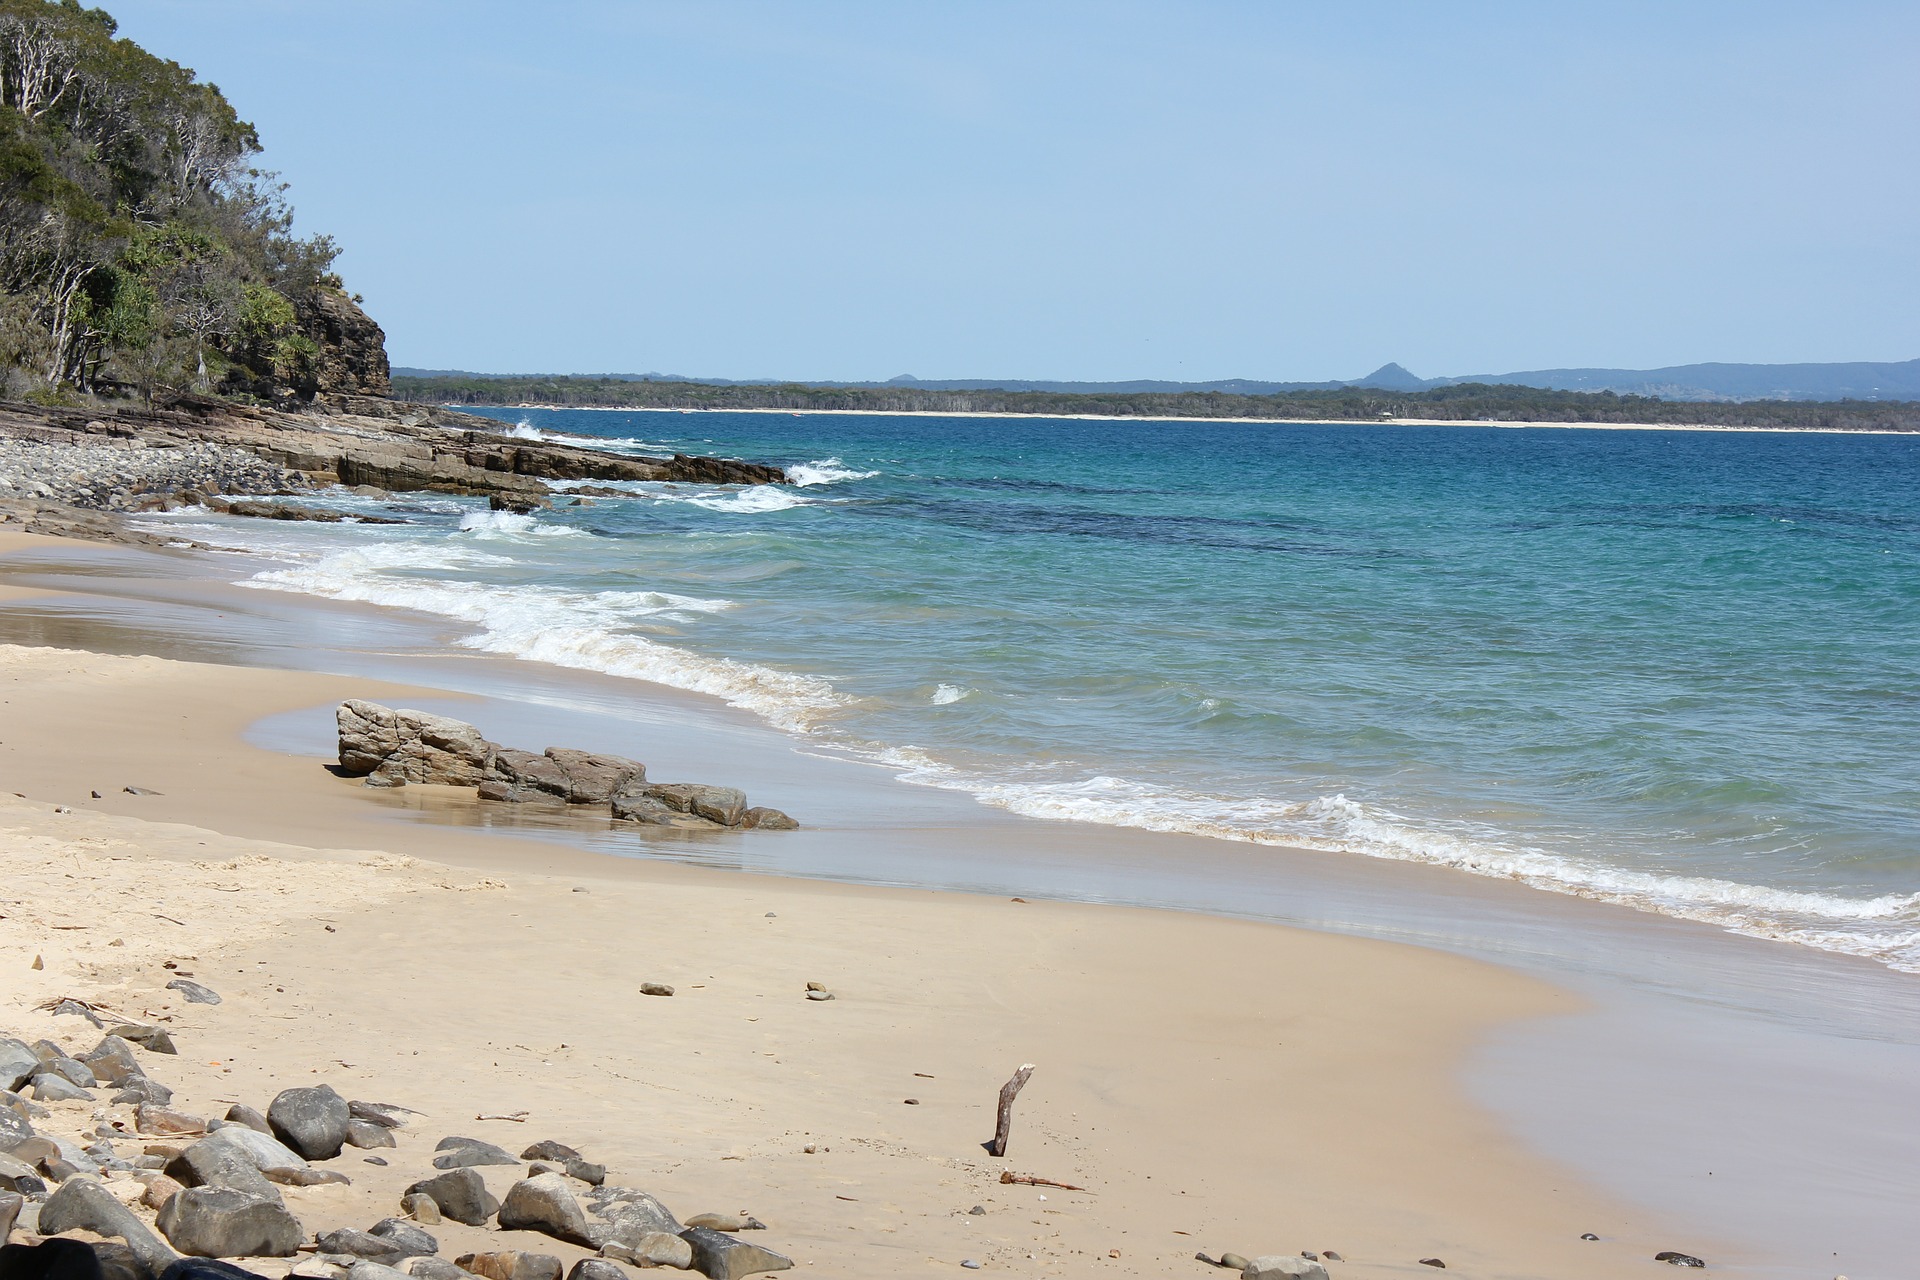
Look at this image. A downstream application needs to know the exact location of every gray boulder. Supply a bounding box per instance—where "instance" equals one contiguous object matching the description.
[403,1170,499,1228]
[157,1186,302,1258]
[496,1174,596,1248]
[0,1189,21,1242]
[38,1177,178,1273]
[1241,1260,1329,1280]
[565,1263,626,1280]
[678,1229,790,1280]
[345,1121,395,1151]
[0,1107,32,1154]
[399,1194,440,1226]
[111,1078,174,1108]
[104,1026,176,1056]
[367,1220,437,1259]
[41,1058,95,1090]
[347,1102,410,1130]
[28,1076,92,1104]
[0,1043,37,1094]
[223,1106,270,1136]
[268,1086,349,1161]
[346,1264,412,1280]
[316,1231,408,1264]
[431,1138,517,1170]
[76,1039,144,1087]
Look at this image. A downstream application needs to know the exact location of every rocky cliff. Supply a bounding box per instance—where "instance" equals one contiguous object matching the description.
[293,290,392,399]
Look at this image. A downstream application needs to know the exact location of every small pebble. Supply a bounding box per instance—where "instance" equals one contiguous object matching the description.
[1580,1233,1598,1241]
[1419,1261,1446,1270]
[903,1098,919,1106]
[961,1263,980,1271]
[968,1205,985,1216]
[805,990,834,1001]
[640,982,675,997]
[1321,1252,1342,1263]
[363,1156,388,1166]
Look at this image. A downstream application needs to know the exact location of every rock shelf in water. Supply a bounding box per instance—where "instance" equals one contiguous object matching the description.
[334,701,797,833]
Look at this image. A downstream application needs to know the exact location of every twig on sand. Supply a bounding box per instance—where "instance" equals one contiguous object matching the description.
[999,1171,1089,1192]
[984,1063,1035,1158]
[476,1111,530,1122]
[153,913,186,925]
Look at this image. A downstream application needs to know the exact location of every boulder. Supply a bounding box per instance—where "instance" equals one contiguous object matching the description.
[367,1221,437,1260]
[403,1171,498,1228]
[157,1259,276,1280]
[109,1080,173,1108]
[401,1262,466,1280]
[739,809,796,831]
[76,1040,143,1088]
[336,702,493,786]
[563,1162,605,1188]
[599,1236,690,1271]
[496,1174,596,1248]
[347,1102,410,1130]
[0,1045,37,1095]
[344,1265,410,1280]
[0,1189,20,1242]
[0,1238,108,1280]
[156,1186,302,1258]
[0,1106,34,1155]
[41,1060,95,1090]
[564,1264,626,1280]
[140,1176,183,1212]
[27,1077,91,1105]
[484,751,569,800]
[682,1214,761,1234]
[542,750,644,805]
[1240,1260,1329,1280]
[344,1122,394,1151]
[103,1028,176,1056]
[642,785,746,828]
[135,1108,207,1139]
[398,1194,440,1226]
[267,1086,349,1161]
[38,1178,177,1273]
[86,1243,147,1280]
[590,1191,681,1244]
[517,1142,579,1164]
[453,1256,559,1280]
[676,1229,789,1280]
[430,1139,516,1171]
[221,1107,270,1137]
[607,797,679,827]
[315,1233,406,1265]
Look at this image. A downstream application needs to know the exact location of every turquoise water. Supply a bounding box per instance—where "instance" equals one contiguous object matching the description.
[155,410,1920,970]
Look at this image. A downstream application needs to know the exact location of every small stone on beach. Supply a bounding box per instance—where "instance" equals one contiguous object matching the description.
[638,983,674,998]
[1655,1252,1706,1268]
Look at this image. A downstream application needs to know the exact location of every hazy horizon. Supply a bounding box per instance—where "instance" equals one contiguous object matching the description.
[105,1,1920,382]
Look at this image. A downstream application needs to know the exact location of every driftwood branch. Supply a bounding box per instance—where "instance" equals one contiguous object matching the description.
[999,1170,1088,1191]
[984,1063,1035,1158]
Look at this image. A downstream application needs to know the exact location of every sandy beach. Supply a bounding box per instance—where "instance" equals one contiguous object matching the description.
[0,531,1729,1280]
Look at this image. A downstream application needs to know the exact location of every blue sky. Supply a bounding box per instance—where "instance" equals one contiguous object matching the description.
[106,1,1919,381]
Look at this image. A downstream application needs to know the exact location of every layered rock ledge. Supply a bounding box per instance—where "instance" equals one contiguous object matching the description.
[336,701,797,832]
[0,397,787,547]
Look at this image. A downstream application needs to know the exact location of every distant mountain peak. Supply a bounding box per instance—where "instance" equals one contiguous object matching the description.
[1352,362,1432,391]
[886,373,921,385]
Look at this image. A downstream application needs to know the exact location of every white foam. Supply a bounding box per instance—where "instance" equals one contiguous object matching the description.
[866,759,1920,972]
[456,510,590,539]
[242,551,842,732]
[789,458,880,487]
[930,683,972,705]
[506,421,548,441]
[678,486,814,514]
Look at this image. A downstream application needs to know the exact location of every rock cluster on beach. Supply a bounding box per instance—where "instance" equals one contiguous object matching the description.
[335,701,797,833]
[0,398,789,549]
[0,1023,795,1280]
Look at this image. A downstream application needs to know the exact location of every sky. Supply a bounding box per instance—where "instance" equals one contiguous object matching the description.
[103,1,1920,382]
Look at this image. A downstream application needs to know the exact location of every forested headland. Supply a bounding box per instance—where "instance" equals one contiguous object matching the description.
[0,0,386,405]
[391,374,1920,432]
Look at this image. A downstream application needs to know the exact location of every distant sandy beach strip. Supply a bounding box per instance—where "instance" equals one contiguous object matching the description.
[481,402,1917,436]
[0,534,1727,1279]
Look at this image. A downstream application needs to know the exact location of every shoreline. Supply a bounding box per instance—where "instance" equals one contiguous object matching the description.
[0,562,1711,1280]
[463,402,1920,436]
[4,530,1919,1276]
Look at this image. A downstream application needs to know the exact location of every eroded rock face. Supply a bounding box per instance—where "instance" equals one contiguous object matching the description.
[336,702,494,787]
[294,290,391,399]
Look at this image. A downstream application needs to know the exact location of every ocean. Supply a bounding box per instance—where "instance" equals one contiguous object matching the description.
[142,409,1920,973]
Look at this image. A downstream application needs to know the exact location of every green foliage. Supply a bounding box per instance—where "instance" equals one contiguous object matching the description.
[0,0,351,398]
[389,374,1920,433]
